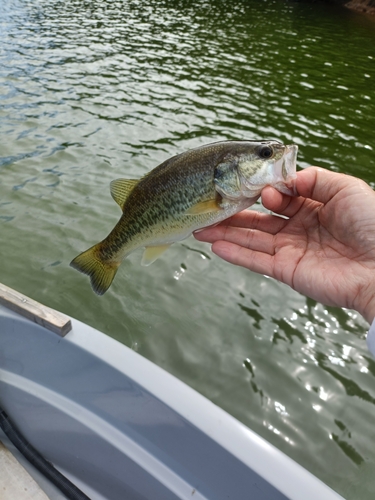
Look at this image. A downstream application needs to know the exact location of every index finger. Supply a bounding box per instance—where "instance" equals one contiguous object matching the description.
[261,186,305,217]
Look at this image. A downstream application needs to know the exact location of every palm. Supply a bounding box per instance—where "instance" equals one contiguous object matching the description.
[266,194,375,309]
[195,167,375,321]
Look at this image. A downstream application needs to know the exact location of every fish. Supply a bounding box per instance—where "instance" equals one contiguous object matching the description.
[70,140,298,295]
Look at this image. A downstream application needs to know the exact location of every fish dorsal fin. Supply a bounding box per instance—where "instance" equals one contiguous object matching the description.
[141,245,171,267]
[110,178,139,210]
[185,199,222,215]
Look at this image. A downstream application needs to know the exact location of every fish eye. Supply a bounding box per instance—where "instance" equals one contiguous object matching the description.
[258,145,274,159]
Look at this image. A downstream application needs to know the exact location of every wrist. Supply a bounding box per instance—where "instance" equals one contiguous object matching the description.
[356,284,375,324]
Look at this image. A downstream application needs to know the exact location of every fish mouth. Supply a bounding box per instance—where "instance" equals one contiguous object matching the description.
[272,144,298,196]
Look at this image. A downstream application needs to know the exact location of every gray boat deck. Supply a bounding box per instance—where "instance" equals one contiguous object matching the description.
[0,439,49,500]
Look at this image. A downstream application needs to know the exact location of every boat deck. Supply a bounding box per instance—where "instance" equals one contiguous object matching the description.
[0,439,49,500]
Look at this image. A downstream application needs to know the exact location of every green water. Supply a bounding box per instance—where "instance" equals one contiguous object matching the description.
[1,0,375,497]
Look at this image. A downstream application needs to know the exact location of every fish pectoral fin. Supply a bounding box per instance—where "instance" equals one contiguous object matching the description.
[184,199,222,215]
[110,178,139,210]
[141,244,171,267]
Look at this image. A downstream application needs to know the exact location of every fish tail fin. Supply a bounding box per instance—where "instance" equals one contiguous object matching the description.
[70,243,120,295]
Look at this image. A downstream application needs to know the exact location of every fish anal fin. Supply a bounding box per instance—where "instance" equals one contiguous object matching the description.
[141,244,171,267]
[110,178,139,210]
[185,199,222,215]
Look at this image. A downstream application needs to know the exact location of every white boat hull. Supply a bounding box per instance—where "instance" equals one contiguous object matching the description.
[0,299,344,500]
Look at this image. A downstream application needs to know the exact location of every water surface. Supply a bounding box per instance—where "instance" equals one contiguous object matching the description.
[1,1,375,498]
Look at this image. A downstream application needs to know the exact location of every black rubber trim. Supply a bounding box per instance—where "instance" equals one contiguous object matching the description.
[0,407,91,500]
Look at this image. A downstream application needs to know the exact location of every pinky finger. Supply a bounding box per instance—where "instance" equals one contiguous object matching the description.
[211,240,275,278]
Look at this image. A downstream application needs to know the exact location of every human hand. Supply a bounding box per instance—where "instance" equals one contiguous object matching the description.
[194,167,375,323]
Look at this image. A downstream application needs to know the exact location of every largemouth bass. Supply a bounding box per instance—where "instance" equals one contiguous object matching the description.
[71,140,298,295]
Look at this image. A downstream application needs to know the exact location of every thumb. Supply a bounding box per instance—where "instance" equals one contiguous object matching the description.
[296,167,355,204]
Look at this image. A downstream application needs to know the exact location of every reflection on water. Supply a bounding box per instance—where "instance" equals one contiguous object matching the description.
[331,420,364,466]
[1,0,375,498]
